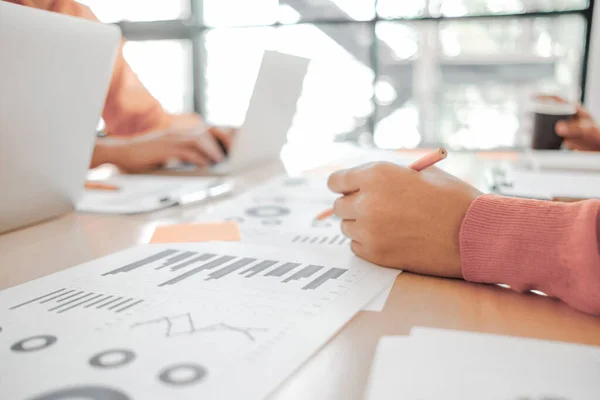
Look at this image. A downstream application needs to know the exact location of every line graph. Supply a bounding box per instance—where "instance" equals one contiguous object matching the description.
[131,313,268,342]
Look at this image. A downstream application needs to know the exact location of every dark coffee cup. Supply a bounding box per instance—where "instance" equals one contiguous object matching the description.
[531,101,576,150]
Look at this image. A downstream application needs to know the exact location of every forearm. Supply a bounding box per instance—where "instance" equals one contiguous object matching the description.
[460,194,600,315]
[90,138,122,169]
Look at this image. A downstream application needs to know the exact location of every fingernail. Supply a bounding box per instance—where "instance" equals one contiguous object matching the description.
[555,122,567,134]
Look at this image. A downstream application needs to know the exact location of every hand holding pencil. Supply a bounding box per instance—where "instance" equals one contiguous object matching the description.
[326,148,482,278]
[317,148,448,221]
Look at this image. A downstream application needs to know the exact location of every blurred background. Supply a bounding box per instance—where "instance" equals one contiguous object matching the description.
[79,0,594,150]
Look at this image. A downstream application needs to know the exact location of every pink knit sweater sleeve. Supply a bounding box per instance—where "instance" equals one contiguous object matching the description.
[460,194,600,315]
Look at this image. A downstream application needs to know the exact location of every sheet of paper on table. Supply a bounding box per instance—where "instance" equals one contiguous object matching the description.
[366,327,600,400]
[521,150,600,172]
[191,175,401,311]
[487,167,600,200]
[363,280,396,312]
[146,219,400,312]
[77,175,233,214]
[0,242,399,400]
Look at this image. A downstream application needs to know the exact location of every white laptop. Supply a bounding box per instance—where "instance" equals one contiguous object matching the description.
[168,50,310,175]
[0,2,121,234]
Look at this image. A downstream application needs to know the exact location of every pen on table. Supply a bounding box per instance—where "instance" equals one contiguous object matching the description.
[84,181,120,191]
[315,148,448,221]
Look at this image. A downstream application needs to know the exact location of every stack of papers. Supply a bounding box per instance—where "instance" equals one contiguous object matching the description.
[366,327,600,400]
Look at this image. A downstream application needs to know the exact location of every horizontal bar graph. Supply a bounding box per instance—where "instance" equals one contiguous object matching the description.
[98,249,349,291]
[206,258,256,280]
[171,253,216,272]
[155,251,198,270]
[159,256,236,287]
[265,263,301,278]
[103,249,178,276]
[283,265,323,283]
[7,248,351,319]
[302,268,347,290]
[291,235,348,246]
[9,289,144,315]
[240,260,278,278]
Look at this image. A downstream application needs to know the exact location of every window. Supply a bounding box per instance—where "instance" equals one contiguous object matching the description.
[80,0,594,150]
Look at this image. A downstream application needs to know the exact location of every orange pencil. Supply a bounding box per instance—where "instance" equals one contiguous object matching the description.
[84,181,120,191]
[407,148,448,171]
[315,148,448,221]
[315,208,335,221]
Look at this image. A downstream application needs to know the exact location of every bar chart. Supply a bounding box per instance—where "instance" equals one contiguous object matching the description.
[0,242,396,400]
[9,288,144,314]
[291,234,348,246]
[101,249,347,290]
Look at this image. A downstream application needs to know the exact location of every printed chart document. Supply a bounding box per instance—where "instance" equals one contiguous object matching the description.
[194,175,401,310]
[0,242,398,399]
[366,327,600,400]
[194,175,355,249]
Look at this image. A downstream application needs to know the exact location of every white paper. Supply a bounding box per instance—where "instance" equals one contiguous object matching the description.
[195,175,401,313]
[488,167,600,199]
[366,328,600,400]
[195,175,346,243]
[362,278,397,312]
[0,242,398,399]
[522,150,600,172]
[77,175,230,214]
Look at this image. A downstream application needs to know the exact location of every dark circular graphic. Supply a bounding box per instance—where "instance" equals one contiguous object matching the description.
[11,335,57,353]
[28,385,131,400]
[158,363,208,387]
[89,349,136,369]
[246,206,291,219]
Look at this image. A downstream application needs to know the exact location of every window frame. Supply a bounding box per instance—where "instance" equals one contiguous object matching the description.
[115,0,596,144]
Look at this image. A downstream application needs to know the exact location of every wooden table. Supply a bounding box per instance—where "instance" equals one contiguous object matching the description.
[2,149,600,400]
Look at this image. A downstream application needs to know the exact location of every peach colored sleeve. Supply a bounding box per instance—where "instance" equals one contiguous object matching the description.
[460,194,600,315]
[9,0,200,135]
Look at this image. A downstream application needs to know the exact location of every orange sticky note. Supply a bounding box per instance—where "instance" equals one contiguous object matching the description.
[150,221,241,244]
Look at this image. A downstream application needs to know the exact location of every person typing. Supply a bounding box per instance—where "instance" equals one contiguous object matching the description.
[7,0,234,172]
